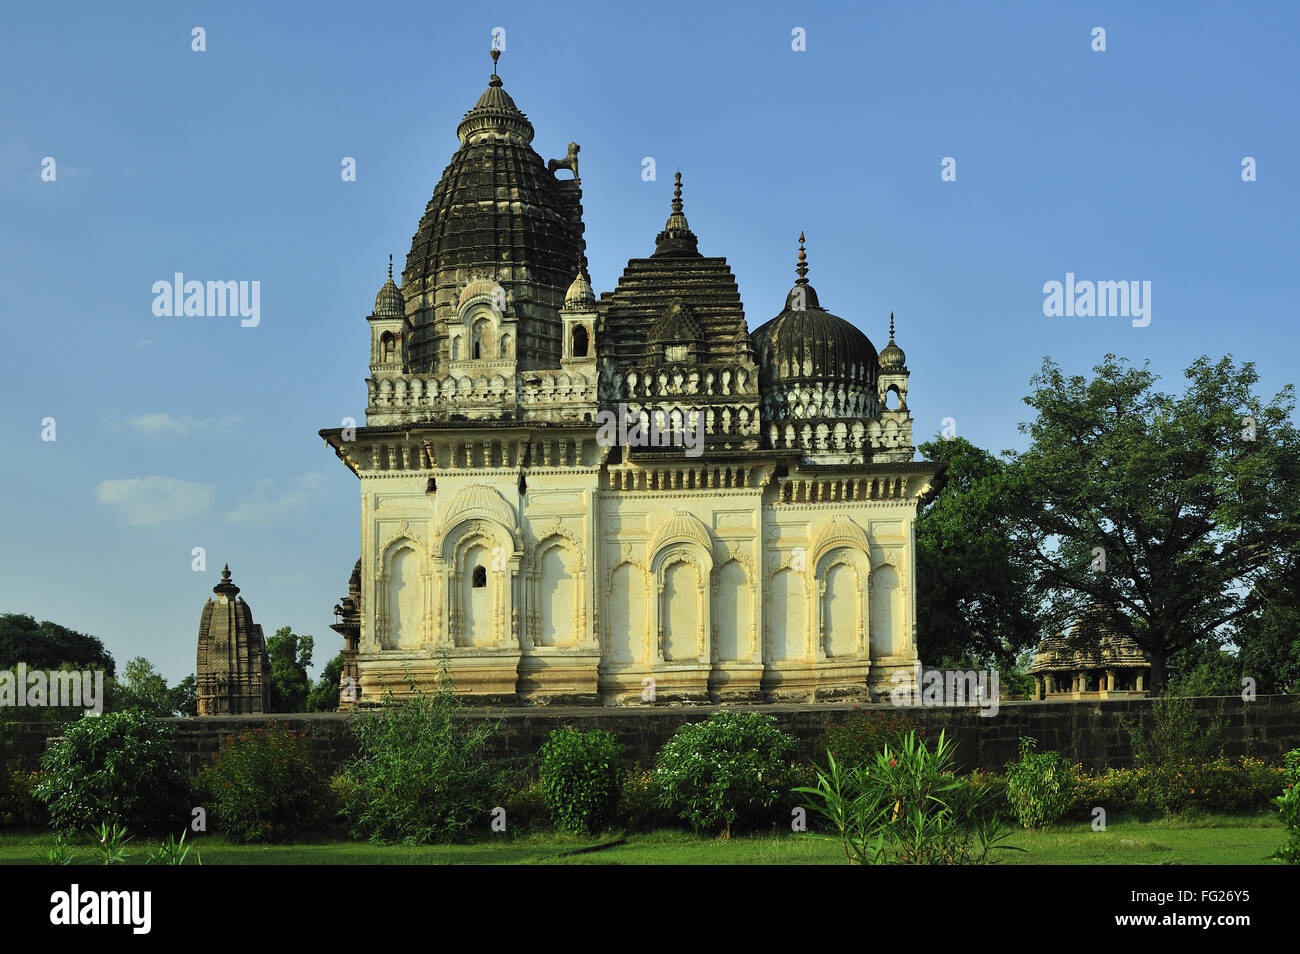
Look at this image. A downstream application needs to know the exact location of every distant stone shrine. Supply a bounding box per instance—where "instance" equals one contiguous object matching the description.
[196,564,270,715]
[1029,607,1151,700]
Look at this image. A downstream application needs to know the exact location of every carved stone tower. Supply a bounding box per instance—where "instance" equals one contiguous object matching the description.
[196,564,270,715]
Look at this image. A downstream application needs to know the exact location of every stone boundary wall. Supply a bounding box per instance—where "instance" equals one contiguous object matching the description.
[4,695,1298,776]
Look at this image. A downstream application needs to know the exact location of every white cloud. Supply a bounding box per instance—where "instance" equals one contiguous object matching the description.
[126,413,241,438]
[95,476,215,526]
[223,474,329,526]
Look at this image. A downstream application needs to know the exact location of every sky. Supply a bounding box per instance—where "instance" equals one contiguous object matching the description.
[2,0,1297,685]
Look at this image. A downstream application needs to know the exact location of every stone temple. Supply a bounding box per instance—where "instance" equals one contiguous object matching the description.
[319,53,942,705]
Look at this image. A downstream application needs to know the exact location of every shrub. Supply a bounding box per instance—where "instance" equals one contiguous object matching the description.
[1004,738,1074,828]
[1070,757,1283,818]
[797,730,1018,864]
[816,710,925,770]
[197,720,331,843]
[655,712,797,836]
[34,709,190,833]
[497,777,550,834]
[1271,749,1300,865]
[617,768,677,832]
[1125,691,1227,768]
[538,728,623,834]
[339,670,500,844]
[0,770,48,829]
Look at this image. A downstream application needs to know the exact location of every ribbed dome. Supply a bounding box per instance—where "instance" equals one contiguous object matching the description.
[754,304,877,385]
[400,60,584,372]
[374,267,404,318]
[564,271,595,308]
[456,74,535,145]
[879,315,906,370]
[752,236,877,387]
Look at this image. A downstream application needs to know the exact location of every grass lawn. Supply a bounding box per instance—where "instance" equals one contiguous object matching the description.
[0,813,1286,865]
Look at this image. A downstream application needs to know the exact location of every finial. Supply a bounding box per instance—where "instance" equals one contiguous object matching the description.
[387,253,393,280]
[795,231,809,284]
[672,171,683,214]
[889,312,895,340]
[489,48,502,86]
[214,562,240,597]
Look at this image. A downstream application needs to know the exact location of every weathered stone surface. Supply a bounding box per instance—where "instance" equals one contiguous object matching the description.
[7,695,1296,776]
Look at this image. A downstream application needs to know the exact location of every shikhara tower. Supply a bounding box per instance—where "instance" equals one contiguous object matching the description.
[320,53,941,705]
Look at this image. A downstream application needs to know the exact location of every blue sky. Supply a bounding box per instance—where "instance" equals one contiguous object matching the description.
[2,0,1297,684]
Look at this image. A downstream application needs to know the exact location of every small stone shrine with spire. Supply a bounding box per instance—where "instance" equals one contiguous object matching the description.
[320,51,943,705]
[196,565,270,715]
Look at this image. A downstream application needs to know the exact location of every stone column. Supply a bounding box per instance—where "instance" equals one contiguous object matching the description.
[1034,675,1044,700]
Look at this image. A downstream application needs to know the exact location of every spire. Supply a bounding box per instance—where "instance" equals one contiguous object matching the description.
[795,231,809,285]
[889,312,895,341]
[490,47,502,86]
[653,170,699,256]
[388,253,393,280]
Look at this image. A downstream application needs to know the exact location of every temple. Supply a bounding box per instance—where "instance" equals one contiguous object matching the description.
[319,52,942,705]
[196,565,270,715]
[1029,607,1153,700]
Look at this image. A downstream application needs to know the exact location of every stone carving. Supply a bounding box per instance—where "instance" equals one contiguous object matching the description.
[547,141,580,180]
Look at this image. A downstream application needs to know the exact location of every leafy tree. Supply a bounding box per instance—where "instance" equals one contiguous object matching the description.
[114,656,173,716]
[915,437,1040,668]
[170,674,198,716]
[0,614,115,676]
[1003,354,1300,690]
[1167,643,1242,697]
[1234,559,1300,694]
[267,627,313,713]
[306,654,345,712]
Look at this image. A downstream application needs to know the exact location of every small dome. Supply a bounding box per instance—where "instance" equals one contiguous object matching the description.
[564,271,595,308]
[879,315,906,370]
[459,277,504,311]
[751,234,877,387]
[373,258,404,317]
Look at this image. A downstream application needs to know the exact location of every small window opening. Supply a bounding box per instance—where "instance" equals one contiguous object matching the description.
[472,565,487,587]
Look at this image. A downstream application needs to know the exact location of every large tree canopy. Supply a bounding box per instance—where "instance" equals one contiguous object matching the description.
[915,436,1040,667]
[267,627,314,713]
[0,614,116,675]
[1004,354,1300,689]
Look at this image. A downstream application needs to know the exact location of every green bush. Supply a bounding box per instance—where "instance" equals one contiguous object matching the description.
[816,710,925,770]
[1125,692,1227,768]
[33,709,190,833]
[1273,749,1300,864]
[617,768,677,832]
[339,671,500,844]
[497,776,550,834]
[1070,756,1283,818]
[797,730,1018,864]
[655,712,797,836]
[1004,738,1074,828]
[197,720,331,842]
[0,769,48,829]
[538,728,623,834]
